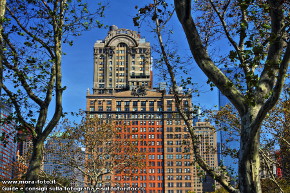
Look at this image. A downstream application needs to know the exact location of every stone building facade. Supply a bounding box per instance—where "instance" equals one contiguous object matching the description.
[86,26,218,193]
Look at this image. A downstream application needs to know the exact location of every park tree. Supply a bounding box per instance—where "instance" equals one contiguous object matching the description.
[211,99,290,192]
[0,0,6,95]
[1,0,105,184]
[134,0,289,192]
[44,117,146,190]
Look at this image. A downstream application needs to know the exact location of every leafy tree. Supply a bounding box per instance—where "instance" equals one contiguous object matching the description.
[134,0,289,192]
[0,0,6,95]
[1,0,105,185]
[45,117,146,190]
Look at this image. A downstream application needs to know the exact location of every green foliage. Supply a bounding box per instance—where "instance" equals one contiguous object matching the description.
[261,178,290,193]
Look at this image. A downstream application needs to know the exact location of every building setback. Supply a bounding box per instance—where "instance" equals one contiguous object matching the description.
[86,26,218,193]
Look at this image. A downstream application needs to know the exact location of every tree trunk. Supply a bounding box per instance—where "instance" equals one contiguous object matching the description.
[239,110,262,193]
[25,139,44,183]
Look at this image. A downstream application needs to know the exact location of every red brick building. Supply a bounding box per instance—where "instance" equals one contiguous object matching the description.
[86,26,218,193]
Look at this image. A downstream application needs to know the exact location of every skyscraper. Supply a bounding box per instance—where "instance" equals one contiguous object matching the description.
[218,68,245,175]
[86,26,218,193]
[0,102,17,179]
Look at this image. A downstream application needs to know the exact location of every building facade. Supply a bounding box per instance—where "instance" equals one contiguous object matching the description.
[86,26,218,193]
[217,68,245,175]
[44,137,84,188]
[0,102,17,179]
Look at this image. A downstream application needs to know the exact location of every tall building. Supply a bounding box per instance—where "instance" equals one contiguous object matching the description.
[86,26,218,193]
[92,25,152,95]
[0,102,17,179]
[44,137,84,188]
[218,68,245,175]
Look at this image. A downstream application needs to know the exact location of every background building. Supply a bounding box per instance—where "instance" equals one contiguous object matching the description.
[217,68,245,175]
[44,137,84,188]
[86,26,219,193]
[0,101,17,179]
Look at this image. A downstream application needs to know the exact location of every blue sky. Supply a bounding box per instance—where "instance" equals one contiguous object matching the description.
[61,0,219,120]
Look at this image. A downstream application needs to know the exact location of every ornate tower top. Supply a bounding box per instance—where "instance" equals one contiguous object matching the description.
[92,26,152,95]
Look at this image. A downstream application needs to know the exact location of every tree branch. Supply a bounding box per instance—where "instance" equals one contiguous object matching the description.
[2,84,37,138]
[154,2,238,192]
[174,0,246,115]
[258,0,285,104]
[5,6,55,58]
[260,149,284,193]
[2,35,45,107]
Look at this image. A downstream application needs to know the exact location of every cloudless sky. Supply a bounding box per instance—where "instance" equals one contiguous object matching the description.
[61,0,219,121]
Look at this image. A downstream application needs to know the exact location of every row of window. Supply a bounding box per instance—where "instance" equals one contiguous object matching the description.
[167,182,192,187]
[167,140,190,145]
[116,101,163,106]
[166,134,190,139]
[166,147,190,153]
[116,120,163,126]
[167,161,192,166]
[167,168,192,173]
[95,48,148,55]
[120,127,163,132]
[131,134,163,139]
[166,127,189,132]
[114,175,163,181]
[90,100,188,107]
[166,154,191,159]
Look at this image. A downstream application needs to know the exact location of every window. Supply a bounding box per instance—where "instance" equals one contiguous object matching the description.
[166,127,173,132]
[167,134,173,139]
[150,134,155,139]
[185,182,191,187]
[176,168,182,173]
[184,168,191,173]
[168,183,174,187]
[167,154,173,159]
[176,147,182,152]
[157,155,163,159]
[176,161,182,166]
[184,161,191,166]
[167,141,173,145]
[167,161,174,166]
[149,169,155,173]
[176,182,182,187]
[175,127,181,132]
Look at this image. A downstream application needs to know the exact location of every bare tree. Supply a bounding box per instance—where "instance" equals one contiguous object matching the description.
[44,117,146,190]
[2,0,105,185]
